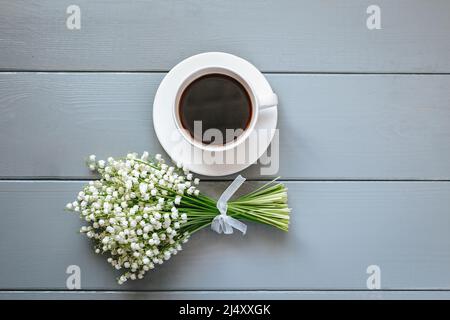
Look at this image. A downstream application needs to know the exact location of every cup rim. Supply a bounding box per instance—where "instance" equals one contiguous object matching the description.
[172,66,260,152]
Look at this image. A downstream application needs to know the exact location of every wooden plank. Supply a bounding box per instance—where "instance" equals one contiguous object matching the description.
[1,181,449,290]
[2,290,450,300]
[0,73,449,179]
[1,0,450,72]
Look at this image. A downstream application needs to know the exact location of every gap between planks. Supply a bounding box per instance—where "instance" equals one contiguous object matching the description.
[0,178,450,182]
[2,71,450,76]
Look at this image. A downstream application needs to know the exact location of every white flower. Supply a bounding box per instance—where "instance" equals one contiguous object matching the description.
[155,154,162,161]
[89,155,96,162]
[187,187,195,195]
[66,203,73,210]
[98,160,106,168]
[139,183,148,194]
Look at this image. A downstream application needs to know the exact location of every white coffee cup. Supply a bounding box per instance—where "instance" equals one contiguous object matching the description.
[173,66,278,152]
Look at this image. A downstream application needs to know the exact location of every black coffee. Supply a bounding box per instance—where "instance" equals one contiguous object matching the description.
[178,73,252,145]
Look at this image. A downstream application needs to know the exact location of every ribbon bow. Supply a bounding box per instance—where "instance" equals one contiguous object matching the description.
[211,175,247,235]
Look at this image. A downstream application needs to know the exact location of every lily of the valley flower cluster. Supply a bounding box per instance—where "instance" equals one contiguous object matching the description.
[66,152,199,284]
[67,152,290,284]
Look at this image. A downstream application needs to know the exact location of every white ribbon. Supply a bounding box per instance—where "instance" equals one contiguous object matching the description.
[211,175,247,235]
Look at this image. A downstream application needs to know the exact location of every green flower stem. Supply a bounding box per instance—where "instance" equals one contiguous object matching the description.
[177,180,290,235]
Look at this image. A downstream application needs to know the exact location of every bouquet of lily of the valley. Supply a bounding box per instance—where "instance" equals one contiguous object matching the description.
[66,152,290,284]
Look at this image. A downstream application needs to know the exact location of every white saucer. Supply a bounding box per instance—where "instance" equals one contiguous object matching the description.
[153,52,277,176]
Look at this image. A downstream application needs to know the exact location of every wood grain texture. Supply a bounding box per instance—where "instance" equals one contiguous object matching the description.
[2,290,450,300]
[1,0,450,72]
[1,0,449,299]
[0,73,449,179]
[1,181,450,290]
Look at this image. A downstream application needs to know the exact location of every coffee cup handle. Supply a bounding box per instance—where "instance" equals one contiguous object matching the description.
[258,92,278,110]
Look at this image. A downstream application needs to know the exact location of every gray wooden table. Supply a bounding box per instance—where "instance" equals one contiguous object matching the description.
[0,0,450,300]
